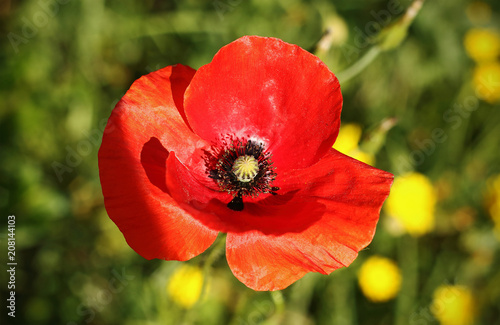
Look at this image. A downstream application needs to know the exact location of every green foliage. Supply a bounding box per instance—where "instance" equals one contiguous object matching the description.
[1,0,500,324]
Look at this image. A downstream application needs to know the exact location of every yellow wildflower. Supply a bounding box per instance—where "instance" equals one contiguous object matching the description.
[334,123,362,153]
[385,172,436,236]
[167,264,204,308]
[473,62,500,103]
[351,150,375,166]
[334,123,375,165]
[358,256,402,302]
[464,28,500,62]
[431,285,475,325]
[485,174,500,239]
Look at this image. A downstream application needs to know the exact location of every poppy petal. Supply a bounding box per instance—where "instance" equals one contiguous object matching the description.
[184,36,342,171]
[226,149,393,290]
[98,65,218,261]
[277,149,394,252]
[165,148,325,235]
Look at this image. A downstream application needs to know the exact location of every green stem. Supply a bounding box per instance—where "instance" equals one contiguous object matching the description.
[261,291,285,325]
[395,235,418,325]
[271,291,285,315]
[198,233,226,304]
[337,46,381,83]
[332,270,355,325]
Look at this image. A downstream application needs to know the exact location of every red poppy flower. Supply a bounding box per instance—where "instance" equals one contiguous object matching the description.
[98,36,393,291]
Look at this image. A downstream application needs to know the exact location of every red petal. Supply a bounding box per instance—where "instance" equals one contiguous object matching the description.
[98,65,218,260]
[165,149,325,234]
[226,149,394,290]
[184,36,342,171]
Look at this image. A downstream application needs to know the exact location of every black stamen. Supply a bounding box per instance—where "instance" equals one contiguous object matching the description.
[208,170,220,180]
[207,138,279,211]
[227,195,244,211]
[270,186,280,195]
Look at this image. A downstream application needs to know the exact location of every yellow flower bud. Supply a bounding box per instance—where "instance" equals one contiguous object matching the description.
[358,256,402,302]
[464,28,500,63]
[485,174,500,239]
[431,285,475,325]
[385,172,436,236]
[167,265,204,308]
[334,123,375,166]
[473,62,500,103]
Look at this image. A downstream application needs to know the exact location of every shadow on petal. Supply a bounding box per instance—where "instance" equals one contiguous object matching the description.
[163,142,325,235]
[170,65,195,130]
[191,193,325,235]
[141,137,170,193]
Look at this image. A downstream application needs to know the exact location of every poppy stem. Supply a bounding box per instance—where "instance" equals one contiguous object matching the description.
[197,233,227,305]
[331,269,356,324]
[337,46,381,84]
[337,0,425,83]
[264,290,285,323]
[271,290,285,314]
[395,235,418,325]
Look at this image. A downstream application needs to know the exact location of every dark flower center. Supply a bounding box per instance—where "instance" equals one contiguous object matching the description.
[208,138,279,211]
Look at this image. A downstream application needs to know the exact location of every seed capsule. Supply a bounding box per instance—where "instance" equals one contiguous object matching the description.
[232,155,259,183]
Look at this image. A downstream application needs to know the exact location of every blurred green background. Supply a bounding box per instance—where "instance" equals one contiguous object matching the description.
[1,0,500,324]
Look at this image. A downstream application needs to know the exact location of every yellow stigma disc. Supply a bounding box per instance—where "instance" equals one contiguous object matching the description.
[232,155,259,183]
